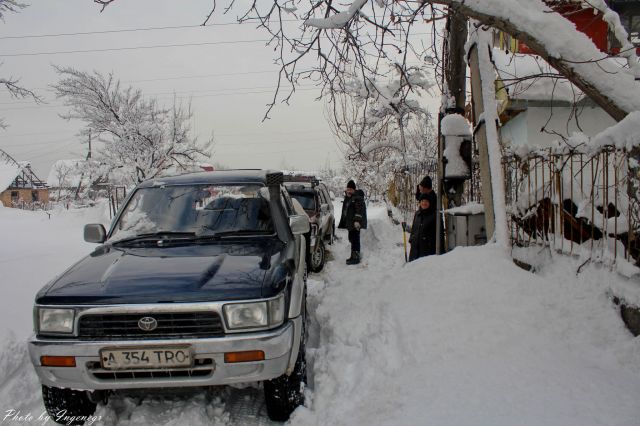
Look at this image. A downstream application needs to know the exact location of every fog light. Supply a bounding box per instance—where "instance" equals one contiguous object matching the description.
[40,356,76,367]
[224,350,265,363]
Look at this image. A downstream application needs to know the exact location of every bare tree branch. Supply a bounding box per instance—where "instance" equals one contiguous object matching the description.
[93,0,116,13]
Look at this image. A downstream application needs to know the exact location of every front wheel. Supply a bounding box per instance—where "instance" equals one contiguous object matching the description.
[264,304,307,421]
[41,385,97,425]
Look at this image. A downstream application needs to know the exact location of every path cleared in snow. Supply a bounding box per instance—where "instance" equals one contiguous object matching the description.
[0,202,639,425]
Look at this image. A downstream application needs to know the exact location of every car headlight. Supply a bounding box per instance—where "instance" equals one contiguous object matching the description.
[223,294,285,330]
[38,308,75,334]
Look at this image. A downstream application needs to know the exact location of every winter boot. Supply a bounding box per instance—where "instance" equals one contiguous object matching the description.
[345,251,355,264]
[346,251,360,265]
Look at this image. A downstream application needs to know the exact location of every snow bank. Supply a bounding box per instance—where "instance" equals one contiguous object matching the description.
[1,200,638,426]
[0,204,110,340]
[294,202,640,426]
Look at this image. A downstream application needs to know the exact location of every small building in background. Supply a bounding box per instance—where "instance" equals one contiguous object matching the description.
[0,149,49,208]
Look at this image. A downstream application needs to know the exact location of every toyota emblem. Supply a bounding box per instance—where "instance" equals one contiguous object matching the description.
[138,316,158,331]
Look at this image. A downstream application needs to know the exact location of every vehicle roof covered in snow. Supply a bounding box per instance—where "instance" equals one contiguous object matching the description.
[138,169,282,188]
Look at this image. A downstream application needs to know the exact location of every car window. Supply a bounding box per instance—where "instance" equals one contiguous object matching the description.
[317,187,328,205]
[289,192,316,211]
[281,189,294,215]
[110,184,273,240]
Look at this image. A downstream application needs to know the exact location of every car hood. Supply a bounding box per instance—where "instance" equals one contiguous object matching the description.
[36,239,287,305]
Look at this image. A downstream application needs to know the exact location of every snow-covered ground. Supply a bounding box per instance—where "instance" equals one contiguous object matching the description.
[0,201,639,425]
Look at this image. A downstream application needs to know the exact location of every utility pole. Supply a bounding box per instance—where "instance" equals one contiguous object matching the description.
[437,9,469,254]
[76,133,92,200]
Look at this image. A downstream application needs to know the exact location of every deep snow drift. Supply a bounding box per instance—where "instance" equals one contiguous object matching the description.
[0,202,638,425]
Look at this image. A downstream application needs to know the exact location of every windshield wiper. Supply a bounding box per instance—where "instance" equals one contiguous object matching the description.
[196,229,276,239]
[110,231,196,245]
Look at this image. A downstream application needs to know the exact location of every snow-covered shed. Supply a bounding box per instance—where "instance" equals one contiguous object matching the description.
[0,149,49,208]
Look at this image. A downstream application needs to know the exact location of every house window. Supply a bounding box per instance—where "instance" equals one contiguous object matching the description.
[10,191,18,202]
[630,14,640,45]
[610,2,640,47]
[32,190,39,202]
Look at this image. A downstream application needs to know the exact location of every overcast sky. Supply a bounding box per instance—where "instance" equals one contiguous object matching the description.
[0,0,439,179]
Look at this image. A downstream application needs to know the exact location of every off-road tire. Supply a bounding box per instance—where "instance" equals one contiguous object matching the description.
[309,240,325,273]
[264,301,307,421]
[42,385,97,425]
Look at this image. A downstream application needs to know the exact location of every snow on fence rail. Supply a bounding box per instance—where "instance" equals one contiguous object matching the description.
[503,146,639,271]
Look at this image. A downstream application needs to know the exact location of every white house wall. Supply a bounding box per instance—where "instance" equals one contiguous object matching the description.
[502,106,616,149]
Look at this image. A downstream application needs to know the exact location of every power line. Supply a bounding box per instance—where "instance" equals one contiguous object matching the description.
[0,20,300,40]
[0,137,74,148]
[1,127,333,150]
[0,129,76,137]
[0,69,281,103]
[216,137,331,147]
[0,87,321,111]
[0,38,276,57]
[125,69,276,84]
[0,33,429,57]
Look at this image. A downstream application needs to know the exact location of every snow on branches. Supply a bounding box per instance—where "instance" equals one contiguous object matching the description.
[52,66,212,187]
[0,0,24,20]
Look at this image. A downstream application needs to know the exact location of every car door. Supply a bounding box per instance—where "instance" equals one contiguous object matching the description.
[316,187,331,236]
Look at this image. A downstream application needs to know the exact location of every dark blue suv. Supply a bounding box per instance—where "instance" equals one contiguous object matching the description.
[28,170,310,423]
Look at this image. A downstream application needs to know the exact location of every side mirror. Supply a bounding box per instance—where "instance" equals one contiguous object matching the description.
[289,214,310,235]
[84,224,107,243]
[329,191,336,201]
[320,203,329,214]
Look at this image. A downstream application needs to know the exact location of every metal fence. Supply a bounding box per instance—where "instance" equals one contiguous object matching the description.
[388,158,438,220]
[503,147,638,267]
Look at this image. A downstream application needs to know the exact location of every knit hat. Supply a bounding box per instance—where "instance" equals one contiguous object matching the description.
[347,180,356,189]
[420,176,432,189]
[419,193,430,202]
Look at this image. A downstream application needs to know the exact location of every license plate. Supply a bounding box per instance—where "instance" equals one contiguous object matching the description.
[100,346,193,370]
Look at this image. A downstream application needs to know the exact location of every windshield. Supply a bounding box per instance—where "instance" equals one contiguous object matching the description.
[289,192,316,211]
[110,184,273,241]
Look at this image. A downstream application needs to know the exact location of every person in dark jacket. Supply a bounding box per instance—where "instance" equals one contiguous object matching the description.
[338,180,367,265]
[409,193,436,261]
[415,175,437,208]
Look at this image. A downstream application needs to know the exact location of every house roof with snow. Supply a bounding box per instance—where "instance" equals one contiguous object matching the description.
[0,149,47,192]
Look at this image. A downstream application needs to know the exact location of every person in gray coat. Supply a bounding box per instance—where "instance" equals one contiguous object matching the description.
[338,180,367,265]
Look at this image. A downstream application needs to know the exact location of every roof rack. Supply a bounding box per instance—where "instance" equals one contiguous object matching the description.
[282,174,320,186]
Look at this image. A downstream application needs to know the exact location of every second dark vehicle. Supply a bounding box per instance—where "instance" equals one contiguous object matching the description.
[284,175,335,273]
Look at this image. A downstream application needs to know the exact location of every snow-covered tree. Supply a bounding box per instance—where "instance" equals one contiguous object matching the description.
[96,0,640,247]
[52,66,213,187]
[327,66,437,203]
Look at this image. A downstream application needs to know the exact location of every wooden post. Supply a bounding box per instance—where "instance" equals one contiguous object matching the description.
[468,42,496,239]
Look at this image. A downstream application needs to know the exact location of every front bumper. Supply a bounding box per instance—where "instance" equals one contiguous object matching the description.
[28,319,298,391]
